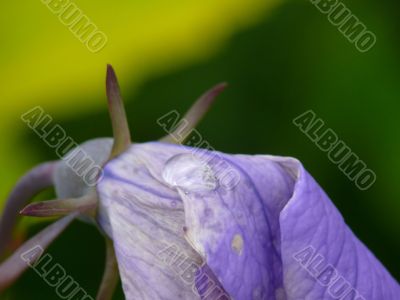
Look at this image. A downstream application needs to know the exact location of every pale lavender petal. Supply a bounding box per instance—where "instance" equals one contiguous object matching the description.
[97,145,208,300]
[97,142,399,300]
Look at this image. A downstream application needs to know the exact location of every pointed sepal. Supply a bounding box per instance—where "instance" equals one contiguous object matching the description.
[96,238,119,300]
[0,161,57,256]
[19,195,97,218]
[106,65,131,158]
[0,214,76,292]
[161,83,227,144]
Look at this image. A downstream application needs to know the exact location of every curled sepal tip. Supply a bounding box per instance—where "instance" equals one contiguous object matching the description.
[161,82,228,144]
[19,194,97,218]
[106,64,131,159]
[0,161,57,257]
[0,213,76,292]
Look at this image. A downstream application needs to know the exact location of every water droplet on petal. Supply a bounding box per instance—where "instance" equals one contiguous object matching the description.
[162,153,218,193]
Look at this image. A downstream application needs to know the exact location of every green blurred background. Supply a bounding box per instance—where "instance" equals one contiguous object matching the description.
[0,0,399,298]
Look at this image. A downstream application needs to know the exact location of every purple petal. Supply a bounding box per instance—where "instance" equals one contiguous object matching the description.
[273,156,400,299]
[97,142,399,300]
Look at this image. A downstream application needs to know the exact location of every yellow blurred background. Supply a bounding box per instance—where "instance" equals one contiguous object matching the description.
[0,0,279,208]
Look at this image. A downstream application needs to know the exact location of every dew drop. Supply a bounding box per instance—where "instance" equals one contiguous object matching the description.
[162,153,218,193]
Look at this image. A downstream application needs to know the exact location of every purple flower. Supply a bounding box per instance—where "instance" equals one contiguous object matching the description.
[0,66,398,300]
